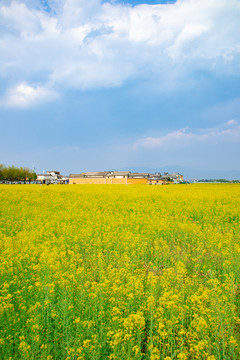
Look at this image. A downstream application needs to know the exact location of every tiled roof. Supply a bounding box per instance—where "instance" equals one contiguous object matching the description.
[128,173,149,178]
[107,171,130,176]
[85,172,109,177]
[69,174,85,178]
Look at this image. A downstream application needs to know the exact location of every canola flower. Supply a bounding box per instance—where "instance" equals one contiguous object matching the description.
[0,183,240,359]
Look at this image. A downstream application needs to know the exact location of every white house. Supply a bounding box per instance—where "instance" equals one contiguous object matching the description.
[37,171,69,184]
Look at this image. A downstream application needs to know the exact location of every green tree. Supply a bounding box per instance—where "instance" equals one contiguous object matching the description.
[0,164,4,181]
[28,171,37,182]
[0,164,37,183]
[5,166,18,183]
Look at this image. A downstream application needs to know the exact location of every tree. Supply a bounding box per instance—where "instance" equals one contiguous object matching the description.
[0,164,4,180]
[28,171,37,182]
[0,164,37,183]
[5,166,18,183]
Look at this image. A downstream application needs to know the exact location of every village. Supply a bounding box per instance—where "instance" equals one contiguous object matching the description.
[37,170,184,185]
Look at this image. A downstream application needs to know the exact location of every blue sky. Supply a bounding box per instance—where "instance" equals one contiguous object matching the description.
[0,0,240,178]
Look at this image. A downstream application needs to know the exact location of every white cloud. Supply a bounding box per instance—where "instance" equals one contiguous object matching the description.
[227,119,238,126]
[0,0,240,101]
[132,120,240,149]
[0,83,59,108]
[168,23,208,59]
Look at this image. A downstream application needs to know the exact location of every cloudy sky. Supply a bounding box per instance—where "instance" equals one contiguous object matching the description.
[1,0,240,178]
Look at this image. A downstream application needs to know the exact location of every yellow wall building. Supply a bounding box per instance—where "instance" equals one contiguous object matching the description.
[69,171,149,185]
[69,178,149,185]
[69,171,182,185]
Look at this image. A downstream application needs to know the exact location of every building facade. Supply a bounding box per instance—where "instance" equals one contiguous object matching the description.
[37,171,69,184]
[69,171,183,185]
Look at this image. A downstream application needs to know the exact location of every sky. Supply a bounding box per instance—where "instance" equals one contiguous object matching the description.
[0,0,240,178]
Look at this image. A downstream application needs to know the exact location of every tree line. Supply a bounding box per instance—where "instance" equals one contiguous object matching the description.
[196,179,240,183]
[0,164,37,183]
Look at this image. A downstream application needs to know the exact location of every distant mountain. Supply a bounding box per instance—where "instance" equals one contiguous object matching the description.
[119,166,240,181]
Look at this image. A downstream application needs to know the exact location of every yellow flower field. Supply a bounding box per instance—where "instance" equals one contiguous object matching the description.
[0,184,240,359]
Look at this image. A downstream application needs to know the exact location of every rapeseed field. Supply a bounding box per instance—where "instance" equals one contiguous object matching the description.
[0,184,240,359]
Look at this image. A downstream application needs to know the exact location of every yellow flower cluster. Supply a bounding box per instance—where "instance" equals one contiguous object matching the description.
[0,183,240,359]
